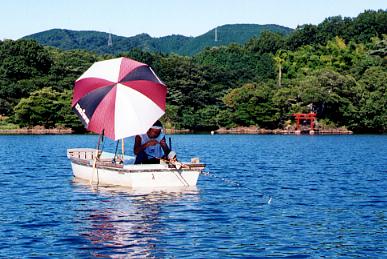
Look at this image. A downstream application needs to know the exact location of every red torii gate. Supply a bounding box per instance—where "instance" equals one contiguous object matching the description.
[292,112,317,130]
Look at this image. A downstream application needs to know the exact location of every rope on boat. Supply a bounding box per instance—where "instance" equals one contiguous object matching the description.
[201,171,272,204]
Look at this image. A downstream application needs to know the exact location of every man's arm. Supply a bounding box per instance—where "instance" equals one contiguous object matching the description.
[133,135,143,155]
[134,135,159,155]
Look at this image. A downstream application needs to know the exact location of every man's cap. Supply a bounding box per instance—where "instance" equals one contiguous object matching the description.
[151,120,163,130]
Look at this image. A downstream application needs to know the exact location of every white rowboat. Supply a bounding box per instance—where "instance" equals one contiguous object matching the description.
[67,148,205,188]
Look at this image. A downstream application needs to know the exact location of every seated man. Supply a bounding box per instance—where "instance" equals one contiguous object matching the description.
[134,120,173,164]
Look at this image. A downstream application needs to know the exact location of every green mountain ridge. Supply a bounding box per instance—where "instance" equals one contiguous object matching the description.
[23,24,293,55]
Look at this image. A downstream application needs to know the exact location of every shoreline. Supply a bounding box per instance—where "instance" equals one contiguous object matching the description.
[0,127,355,135]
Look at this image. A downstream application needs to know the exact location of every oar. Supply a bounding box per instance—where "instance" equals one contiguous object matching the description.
[90,130,104,185]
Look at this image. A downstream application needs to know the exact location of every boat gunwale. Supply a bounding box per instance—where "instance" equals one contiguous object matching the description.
[69,157,206,173]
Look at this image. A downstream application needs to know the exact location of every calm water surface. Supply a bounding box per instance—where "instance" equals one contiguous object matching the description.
[0,134,386,258]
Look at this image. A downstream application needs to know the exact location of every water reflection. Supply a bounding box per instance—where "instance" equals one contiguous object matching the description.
[72,180,199,258]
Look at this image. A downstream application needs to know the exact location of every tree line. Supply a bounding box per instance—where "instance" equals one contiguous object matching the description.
[0,10,386,133]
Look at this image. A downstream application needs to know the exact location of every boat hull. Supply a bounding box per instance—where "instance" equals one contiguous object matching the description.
[68,148,204,188]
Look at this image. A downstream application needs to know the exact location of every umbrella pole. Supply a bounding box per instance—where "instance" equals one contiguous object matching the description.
[121,138,125,160]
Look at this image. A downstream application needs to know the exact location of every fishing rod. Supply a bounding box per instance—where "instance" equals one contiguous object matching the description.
[168,137,172,150]
[201,170,272,204]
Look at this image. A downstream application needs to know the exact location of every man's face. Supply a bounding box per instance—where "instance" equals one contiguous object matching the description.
[147,128,161,138]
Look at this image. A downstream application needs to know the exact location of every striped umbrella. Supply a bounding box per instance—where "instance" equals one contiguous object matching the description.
[72,57,167,140]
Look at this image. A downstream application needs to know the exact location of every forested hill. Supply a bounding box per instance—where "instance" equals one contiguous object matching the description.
[23,24,292,56]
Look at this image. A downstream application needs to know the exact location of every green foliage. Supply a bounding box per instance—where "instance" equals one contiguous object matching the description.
[156,54,212,109]
[352,67,387,132]
[193,105,224,130]
[163,104,180,129]
[0,40,54,115]
[14,87,60,127]
[0,118,19,130]
[0,40,102,116]
[0,97,12,115]
[194,44,276,88]
[294,70,357,125]
[285,10,387,50]
[0,39,52,81]
[281,37,374,78]
[13,87,82,129]
[195,44,256,86]
[286,24,319,50]
[246,31,286,55]
[223,83,280,128]
[47,47,102,92]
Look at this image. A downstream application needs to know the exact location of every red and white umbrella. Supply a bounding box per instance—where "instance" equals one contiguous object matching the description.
[72,57,167,140]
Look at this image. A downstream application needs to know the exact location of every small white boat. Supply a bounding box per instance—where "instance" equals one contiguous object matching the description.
[68,57,205,189]
[67,148,205,188]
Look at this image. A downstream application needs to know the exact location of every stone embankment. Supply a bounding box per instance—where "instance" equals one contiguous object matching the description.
[164,128,191,134]
[0,126,73,135]
[0,126,353,135]
[215,126,353,135]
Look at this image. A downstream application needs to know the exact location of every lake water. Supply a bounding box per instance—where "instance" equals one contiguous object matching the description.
[0,134,386,258]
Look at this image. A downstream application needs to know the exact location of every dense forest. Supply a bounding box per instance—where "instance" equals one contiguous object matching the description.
[23,24,292,56]
[0,10,386,133]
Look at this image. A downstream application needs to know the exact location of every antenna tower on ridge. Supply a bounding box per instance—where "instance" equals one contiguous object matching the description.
[108,32,113,47]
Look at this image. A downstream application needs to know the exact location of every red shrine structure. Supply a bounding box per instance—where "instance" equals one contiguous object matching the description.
[292,112,317,131]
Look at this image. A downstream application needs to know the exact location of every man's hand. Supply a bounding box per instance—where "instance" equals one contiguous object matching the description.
[145,139,158,147]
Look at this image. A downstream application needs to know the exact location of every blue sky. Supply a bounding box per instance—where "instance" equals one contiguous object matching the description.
[1,0,385,40]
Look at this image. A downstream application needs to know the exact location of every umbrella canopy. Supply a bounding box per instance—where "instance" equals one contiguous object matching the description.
[72,57,167,140]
